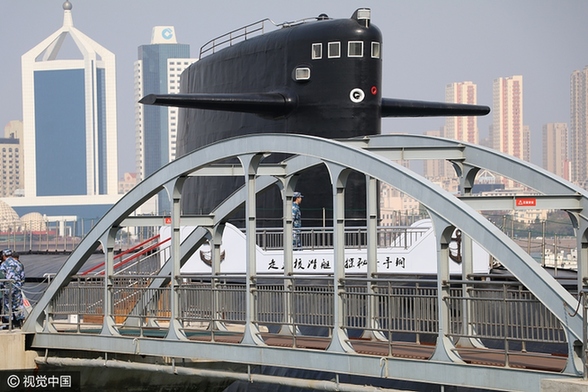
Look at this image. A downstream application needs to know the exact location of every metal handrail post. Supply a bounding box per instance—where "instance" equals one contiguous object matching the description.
[580,290,588,380]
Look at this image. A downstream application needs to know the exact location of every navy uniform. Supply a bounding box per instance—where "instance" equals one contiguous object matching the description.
[292,192,303,248]
[0,249,25,327]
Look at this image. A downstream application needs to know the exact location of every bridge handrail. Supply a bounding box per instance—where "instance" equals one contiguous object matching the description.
[80,235,169,276]
[0,279,17,330]
[47,274,569,347]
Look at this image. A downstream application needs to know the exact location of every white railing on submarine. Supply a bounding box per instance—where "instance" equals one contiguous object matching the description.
[199,15,329,59]
[252,225,429,251]
[199,19,273,59]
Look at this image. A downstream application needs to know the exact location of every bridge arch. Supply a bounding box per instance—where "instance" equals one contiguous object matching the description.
[359,133,588,292]
[26,133,582,335]
[23,133,586,389]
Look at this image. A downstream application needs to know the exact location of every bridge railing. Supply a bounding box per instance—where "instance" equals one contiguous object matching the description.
[582,288,588,379]
[345,278,438,343]
[48,276,103,331]
[0,279,19,330]
[445,279,567,367]
[446,280,566,341]
[45,273,569,364]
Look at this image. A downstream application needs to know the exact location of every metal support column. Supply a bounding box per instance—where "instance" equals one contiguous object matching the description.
[563,212,588,375]
[361,176,385,341]
[165,177,188,340]
[210,224,228,332]
[280,178,299,335]
[429,211,463,363]
[100,227,120,336]
[240,154,266,346]
[455,163,485,349]
[326,163,354,353]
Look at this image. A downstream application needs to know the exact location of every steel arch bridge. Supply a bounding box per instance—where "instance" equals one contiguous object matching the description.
[23,134,588,391]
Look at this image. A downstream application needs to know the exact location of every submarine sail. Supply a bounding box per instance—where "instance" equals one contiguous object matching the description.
[141,8,490,227]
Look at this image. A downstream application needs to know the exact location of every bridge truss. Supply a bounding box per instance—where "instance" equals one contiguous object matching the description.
[23,134,588,391]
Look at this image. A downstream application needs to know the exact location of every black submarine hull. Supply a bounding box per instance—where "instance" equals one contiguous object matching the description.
[140,9,488,225]
[177,16,383,226]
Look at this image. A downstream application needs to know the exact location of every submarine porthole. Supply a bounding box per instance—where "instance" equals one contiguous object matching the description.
[311,43,322,59]
[371,42,381,58]
[348,41,363,57]
[349,88,365,103]
[294,67,311,81]
[328,42,341,58]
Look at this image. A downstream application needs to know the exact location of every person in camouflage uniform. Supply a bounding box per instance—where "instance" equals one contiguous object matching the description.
[0,249,25,327]
[292,192,304,248]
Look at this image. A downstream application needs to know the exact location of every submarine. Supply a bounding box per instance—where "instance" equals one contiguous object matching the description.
[141,8,490,227]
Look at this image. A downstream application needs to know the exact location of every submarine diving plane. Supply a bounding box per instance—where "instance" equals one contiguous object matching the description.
[141,8,490,226]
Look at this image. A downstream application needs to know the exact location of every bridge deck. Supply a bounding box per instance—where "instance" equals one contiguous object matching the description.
[56,324,565,374]
[195,332,567,373]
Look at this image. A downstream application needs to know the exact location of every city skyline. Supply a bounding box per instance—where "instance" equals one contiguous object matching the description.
[1,1,587,175]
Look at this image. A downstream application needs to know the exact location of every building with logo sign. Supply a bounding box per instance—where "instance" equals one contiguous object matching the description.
[134,26,196,214]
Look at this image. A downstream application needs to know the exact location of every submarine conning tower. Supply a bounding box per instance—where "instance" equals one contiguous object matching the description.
[179,8,383,146]
[141,8,490,225]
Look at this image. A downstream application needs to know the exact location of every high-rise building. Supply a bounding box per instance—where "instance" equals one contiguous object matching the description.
[542,123,569,180]
[423,129,446,178]
[570,66,588,187]
[134,29,194,179]
[522,125,530,163]
[445,81,479,144]
[7,1,120,230]
[21,1,118,198]
[1,121,23,198]
[491,75,525,161]
[442,81,480,182]
[134,26,195,214]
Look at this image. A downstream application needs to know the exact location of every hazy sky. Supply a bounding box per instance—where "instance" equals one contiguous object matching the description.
[1,1,587,175]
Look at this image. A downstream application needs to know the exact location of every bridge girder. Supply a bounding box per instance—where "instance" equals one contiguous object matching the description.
[23,133,588,390]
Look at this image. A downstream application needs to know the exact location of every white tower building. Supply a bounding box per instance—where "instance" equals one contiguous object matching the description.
[21,1,118,198]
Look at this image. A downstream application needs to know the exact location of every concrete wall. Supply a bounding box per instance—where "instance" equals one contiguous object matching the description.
[0,332,38,370]
[543,379,588,392]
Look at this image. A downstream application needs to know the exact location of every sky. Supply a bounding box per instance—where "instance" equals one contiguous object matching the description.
[1,0,587,176]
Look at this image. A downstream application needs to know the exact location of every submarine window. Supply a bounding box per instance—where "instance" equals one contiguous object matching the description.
[371,42,381,58]
[295,67,311,81]
[348,41,363,57]
[328,42,341,58]
[312,43,322,59]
